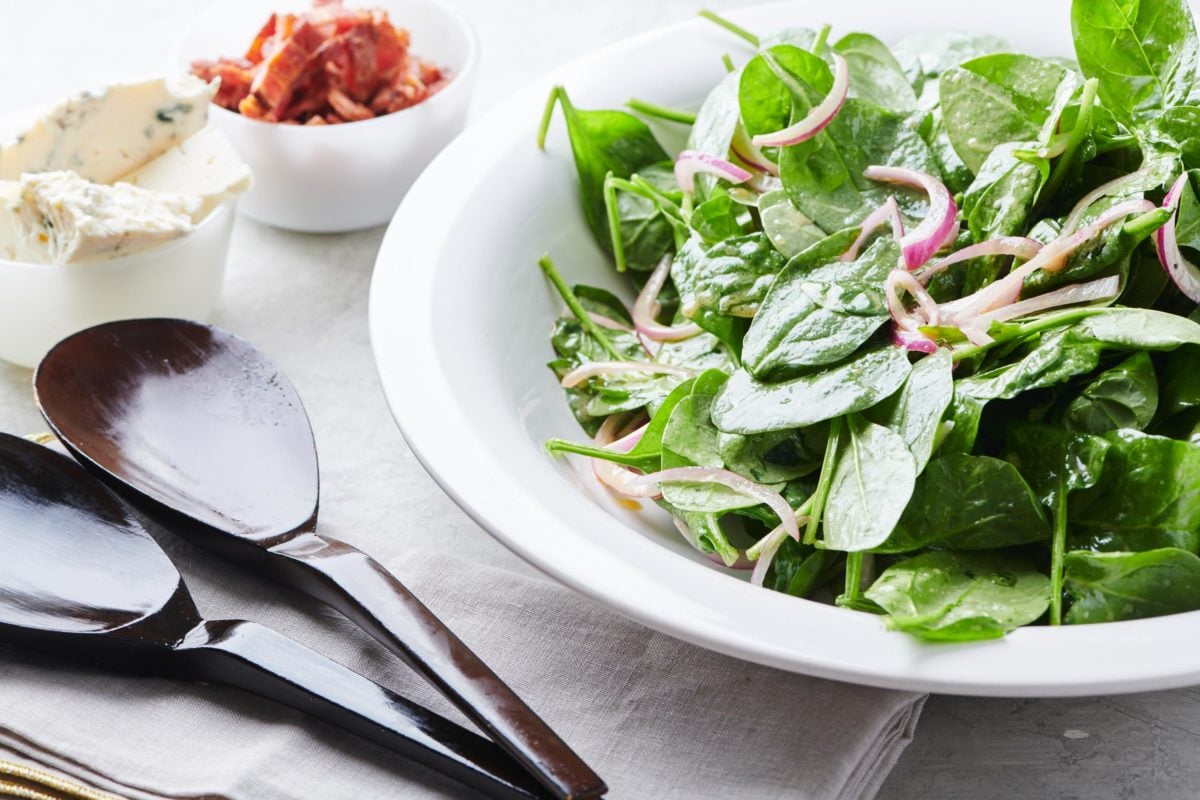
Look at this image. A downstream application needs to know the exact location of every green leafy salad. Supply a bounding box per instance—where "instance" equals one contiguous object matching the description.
[537,1,1200,641]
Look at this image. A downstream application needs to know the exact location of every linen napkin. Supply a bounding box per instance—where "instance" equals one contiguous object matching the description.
[0,535,923,800]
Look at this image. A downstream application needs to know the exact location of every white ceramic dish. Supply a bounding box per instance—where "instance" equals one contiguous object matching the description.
[171,0,478,233]
[370,0,1200,696]
[0,201,234,369]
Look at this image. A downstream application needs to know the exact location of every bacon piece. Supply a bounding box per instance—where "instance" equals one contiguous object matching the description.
[327,86,374,121]
[238,94,267,119]
[251,19,325,112]
[244,13,277,62]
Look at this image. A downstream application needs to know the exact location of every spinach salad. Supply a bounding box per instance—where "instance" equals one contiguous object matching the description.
[537,1,1200,641]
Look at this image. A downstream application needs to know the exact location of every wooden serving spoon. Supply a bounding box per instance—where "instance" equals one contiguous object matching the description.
[34,319,605,800]
[0,432,550,800]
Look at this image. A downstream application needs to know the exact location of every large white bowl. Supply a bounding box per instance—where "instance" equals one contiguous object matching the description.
[0,202,234,369]
[370,0,1200,696]
[172,0,478,233]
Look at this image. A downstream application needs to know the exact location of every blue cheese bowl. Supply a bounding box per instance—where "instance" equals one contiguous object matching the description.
[0,201,235,368]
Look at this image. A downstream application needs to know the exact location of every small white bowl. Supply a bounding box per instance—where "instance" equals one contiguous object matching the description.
[0,201,235,369]
[171,0,479,233]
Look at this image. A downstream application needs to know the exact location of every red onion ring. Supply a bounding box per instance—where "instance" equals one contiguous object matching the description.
[627,467,801,542]
[891,326,939,353]
[674,150,753,194]
[917,237,1043,285]
[840,197,903,262]
[886,269,941,330]
[972,276,1121,328]
[634,254,704,341]
[560,359,695,388]
[863,165,958,270]
[1062,173,1149,235]
[751,53,849,148]
[586,311,632,331]
[749,524,790,587]
[1156,172,1200,303]
[731,124,779,176]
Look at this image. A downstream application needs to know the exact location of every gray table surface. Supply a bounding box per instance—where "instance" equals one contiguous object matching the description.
[1,2,1197,798]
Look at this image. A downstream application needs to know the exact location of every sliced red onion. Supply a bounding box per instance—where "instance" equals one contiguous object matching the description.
[560,360,695,388]
[634,254,704,341]
[1062,173,1147,235]
[731,124,778,175]
[958,321,995,347]
[674,150,753,195]
[917,237,1043,285]
[892,326,939,353]
[586,311,632,331]
[672,517,754,570]
[627,467,801,542]
[1156,172,1200,303]
[972,276,1121,327]
[751,53,849,148]
[886,268,941,331]
[943,199,1155,325]
[841,197,903,262]
[749,524,790,587]
[863,165,958,270]
[591,416,658,497]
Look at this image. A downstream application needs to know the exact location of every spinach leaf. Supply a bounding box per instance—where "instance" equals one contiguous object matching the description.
[670,238,750,355]
[865,551,1051,641]
[541,88,672,270]
[878,454,1050,553]
[939,391,987,455]
[939,54,1077,173]
[718,424,827,484]
[690,194,751,243]
[1071,0,1199,127]
[743,235,897,378]
[672,509,742,567]
[1062,351,1158,434]
[1063,548,1200,623]
[686,72,742,201]
[779,98,942,232]
[892,31,1010,98]
[711,346,912,434]
[960,142,1047,291]
[1159,346,1200,417]
[548,318,649,434]
[672,233,785,319]
[574,285,632,325]
[867,349,954,471]
[758,189,827,258]
[739,45,831,146]
[832,33,918,113]
[654,331,737,374]
[822,414,917,552]
[767,539,836,598]
[1069,430,1200,553]
[1004,422,1110,506]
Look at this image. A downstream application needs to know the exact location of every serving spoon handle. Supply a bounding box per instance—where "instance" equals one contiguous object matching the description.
[264,533,607,800]
[173,618,553,800]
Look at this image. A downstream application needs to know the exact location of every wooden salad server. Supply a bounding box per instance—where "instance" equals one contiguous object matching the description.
[0,432,551,800]
[34,319,606,800]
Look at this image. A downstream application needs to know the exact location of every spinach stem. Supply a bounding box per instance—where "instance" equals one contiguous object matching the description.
[843,551,863,601]
[603,172,629,273]
[545,438,650,469]
[1039,78,1099,208]
[698,9,760,47]
[804,415,843,545]
[536,86,563,150]
[721,53,736,73]
[951,307,1108,362]
[811,23,831,56]
[1050,480,1068,626]
[626,98,697,125]
[538,255,626,360]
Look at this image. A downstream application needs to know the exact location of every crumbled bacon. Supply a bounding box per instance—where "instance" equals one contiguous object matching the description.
[191,0,450,125]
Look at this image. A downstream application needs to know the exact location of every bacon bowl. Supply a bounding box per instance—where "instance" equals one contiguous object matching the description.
[171,0,478,233]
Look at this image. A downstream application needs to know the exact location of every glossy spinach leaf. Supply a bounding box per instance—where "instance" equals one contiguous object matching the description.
[878,454,1050,553]
[960,142,1047,291]
[939,54,1077,173]
[1069,430,1200,553]
[832,32,918,113]
[865,551,1051,641]
[711,346,912,434]
[1159,346,1200,417]
[743,235,897,378]
[1004,422,1110,506]
[939,391,987,455]
[548,318,650,434]
[686,72,742,201]
[672,509,742,567]
[670,237,750,355]
[545,88,672,270]
[1071,0,1199,126]
[654,331,737,374]
[718,424,828,484]
[1062,351,1158,434]
[1063,547,1200,623]
[690,194,752,243]
[738,45,831,145]
[823,414,917,552]
[573,284,633,325]
[758,189,827,258]
[672,233,785,318]
[867,348,954,471]
[892,31,1009,98]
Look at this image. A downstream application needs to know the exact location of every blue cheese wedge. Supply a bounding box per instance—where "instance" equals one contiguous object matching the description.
[0,76,216,184]
[123,127,253,222]
[13,171,199,264]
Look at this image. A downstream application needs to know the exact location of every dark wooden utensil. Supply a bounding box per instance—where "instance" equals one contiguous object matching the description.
[0,432,549,800]
[34,318,605,800]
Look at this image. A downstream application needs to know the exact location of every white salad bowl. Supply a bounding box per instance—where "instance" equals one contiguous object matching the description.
[171,0,478,233]
[0,202,234,370]
[370,0,1200,696]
